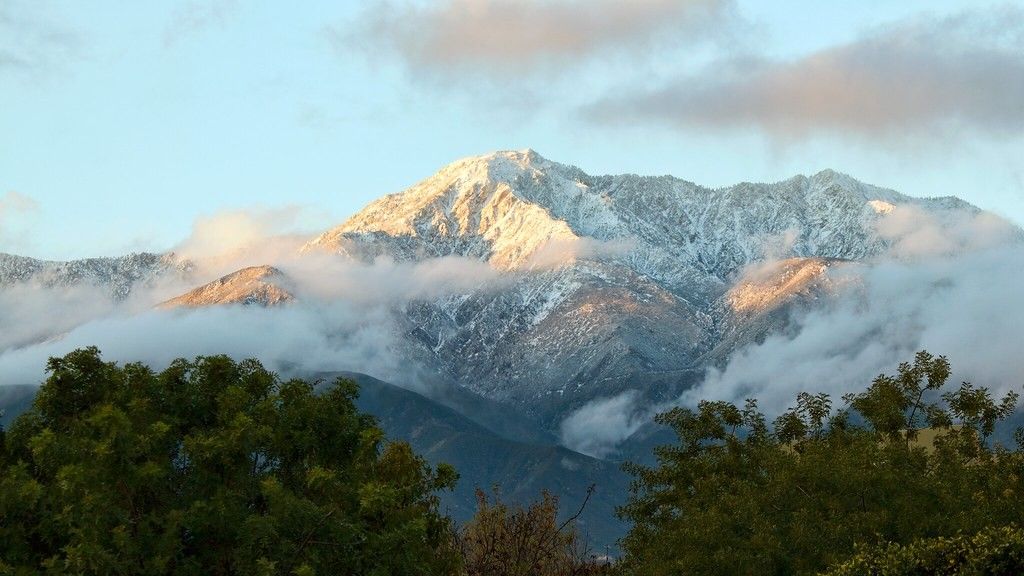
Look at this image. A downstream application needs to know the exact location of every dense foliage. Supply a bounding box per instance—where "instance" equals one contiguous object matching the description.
[823,525,1024,576]
[617,351,1024,576]
[0,347,459,576]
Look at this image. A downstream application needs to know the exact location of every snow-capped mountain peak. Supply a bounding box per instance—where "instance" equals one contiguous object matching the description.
[305,151,974,286]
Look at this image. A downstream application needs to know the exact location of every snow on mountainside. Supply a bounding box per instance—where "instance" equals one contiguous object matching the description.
[0,252,191,300]
[308,150,971,285]
[297,150,982,420]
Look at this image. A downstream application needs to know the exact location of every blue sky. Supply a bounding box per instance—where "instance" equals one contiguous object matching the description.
[2,0,1022,260]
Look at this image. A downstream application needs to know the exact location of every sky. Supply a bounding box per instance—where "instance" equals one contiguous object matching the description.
[2,0,1022,260]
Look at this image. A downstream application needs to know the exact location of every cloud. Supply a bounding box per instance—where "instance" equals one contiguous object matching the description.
[0,253,503,393]
[0,1,83,78]
[0,203,505,392]
[0,283,116,352]
[585,6,1024,141]
[0,302,415,392]
[524,237,637,269]
[560,390,649,458]
[343,0,734,80]
[681,207,1024,415]
[163,0,239,47]
[172,207,330,279]
[0,191,40,250]
[0,191,37,219]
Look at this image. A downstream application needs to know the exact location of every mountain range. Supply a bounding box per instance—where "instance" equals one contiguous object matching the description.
[0,150,1002,548]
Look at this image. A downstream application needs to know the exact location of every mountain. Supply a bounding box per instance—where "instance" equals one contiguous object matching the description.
[0,252,191,300]
[157,265,294,308]
[0,149,1009,550]
[299,150,977,422]
[1,150,985,425]
[336,372,629,549]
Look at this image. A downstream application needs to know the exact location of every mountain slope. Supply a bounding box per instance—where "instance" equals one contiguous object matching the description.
[157,265,294,308]
[300,150,979,421]
[0,252,191,300]
[335,372,629,549]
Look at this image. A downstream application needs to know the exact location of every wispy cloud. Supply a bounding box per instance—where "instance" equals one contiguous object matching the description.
[342,0,735,80]
[585,6,1024,141]
[0,1,83,79]
[0,191,40,251]
[163,0,239,47]
[560,390,649,458]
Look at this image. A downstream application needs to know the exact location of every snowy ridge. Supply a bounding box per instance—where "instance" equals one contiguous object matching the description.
[0,252,192,300]
[301,150,985,418]
[308,150,973,292]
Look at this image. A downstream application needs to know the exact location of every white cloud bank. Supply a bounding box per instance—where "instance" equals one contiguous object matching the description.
[561,205,1024,456]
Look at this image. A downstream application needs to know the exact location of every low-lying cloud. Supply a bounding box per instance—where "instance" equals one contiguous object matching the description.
[686,206,1024,414]
[585,7,1024,140]
[558,205,1024,455]
[344,0,734,79]
[173,206,323,279]
[0,253,499,391]
[560,390,649,458]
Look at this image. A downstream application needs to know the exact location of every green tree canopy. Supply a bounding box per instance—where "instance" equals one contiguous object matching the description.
[616,351,1024,576]
[823,525,1024,576]
[0,347,460,576]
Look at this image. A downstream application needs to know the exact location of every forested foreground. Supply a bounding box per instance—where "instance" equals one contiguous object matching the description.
[1,349,1023,575]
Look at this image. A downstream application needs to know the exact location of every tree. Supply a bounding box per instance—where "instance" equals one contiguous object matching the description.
[457,486,609,576]
[823,525,1024,576]
[616,351,1024,576]
[0,347,460,576]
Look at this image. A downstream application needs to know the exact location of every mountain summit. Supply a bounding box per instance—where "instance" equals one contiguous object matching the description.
[306,150,971,286]
[293,151,982,419]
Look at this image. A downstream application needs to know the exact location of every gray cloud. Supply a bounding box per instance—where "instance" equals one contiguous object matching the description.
[0,254,499,393]
[343,0,734,79]
[585,6,1024,140]
[0,302,414,391]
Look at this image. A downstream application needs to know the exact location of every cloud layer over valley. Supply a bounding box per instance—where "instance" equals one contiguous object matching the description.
[559,205,1024,457]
